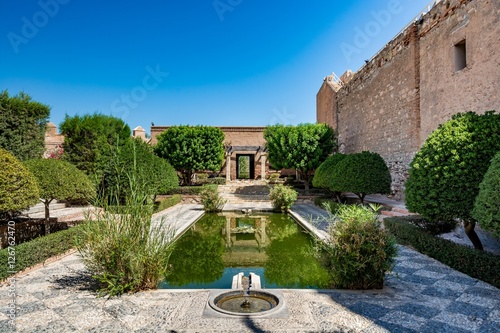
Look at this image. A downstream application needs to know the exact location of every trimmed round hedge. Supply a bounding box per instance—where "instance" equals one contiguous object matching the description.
[312,153,346,189]
[24,158,95,205]
[0,148,39,216]
[405,111,500,222]
[473,152,500,237]
[330,151,391,203]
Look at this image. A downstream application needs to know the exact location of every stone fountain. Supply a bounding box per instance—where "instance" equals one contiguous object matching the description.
[208,272,284,316]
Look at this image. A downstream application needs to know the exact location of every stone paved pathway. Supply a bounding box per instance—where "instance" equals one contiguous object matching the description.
[0,204,498,332]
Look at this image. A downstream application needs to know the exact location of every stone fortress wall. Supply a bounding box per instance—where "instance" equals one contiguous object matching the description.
[317,0,499,199]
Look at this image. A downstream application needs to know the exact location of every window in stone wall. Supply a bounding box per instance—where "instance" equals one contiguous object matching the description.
[454,40,467,71]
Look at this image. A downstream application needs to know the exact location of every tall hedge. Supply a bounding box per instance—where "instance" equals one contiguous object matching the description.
[330,151,391,203]
[0,148,39,218]
[405,111,500,250]
[473,152,500,238]
[0,91,50,161]
[100,138,178,204]
[59,113,131,175]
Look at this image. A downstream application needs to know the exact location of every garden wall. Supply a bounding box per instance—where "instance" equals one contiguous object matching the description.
[317,0,500,199]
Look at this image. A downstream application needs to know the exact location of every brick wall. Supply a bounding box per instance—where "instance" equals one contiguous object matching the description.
[151,126,269,180]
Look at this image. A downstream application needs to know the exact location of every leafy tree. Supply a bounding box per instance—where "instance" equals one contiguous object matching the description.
[473,152,500,238]
[264,123,336,192]
[0,91,50,161]
[59,113,131,175]
[312,153,346,201]
[330,151,391,203]
[25,159,95,234]
[405,111,500,250]
[100,138,178,204]
[0,148,39,219]
[154,126,225,185]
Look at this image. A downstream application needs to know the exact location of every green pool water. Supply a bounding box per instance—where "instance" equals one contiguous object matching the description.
[159,212,332,289]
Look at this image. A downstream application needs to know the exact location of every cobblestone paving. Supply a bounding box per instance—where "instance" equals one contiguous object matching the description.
[0,204,498,332]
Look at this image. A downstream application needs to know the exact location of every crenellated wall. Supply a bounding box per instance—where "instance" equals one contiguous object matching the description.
[317,0,500,199]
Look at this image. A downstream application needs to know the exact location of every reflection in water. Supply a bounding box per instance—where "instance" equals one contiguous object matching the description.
[160,213,332,289]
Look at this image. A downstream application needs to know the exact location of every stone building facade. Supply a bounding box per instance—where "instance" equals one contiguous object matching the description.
[151,126,269,181]
[317,0,499,199]
[45,122,65,151]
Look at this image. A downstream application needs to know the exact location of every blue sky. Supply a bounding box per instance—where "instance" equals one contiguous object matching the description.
[1,0,432,134]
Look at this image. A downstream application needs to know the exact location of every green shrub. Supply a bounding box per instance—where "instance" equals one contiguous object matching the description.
[269,184,298,212]
[0,226,82,280]
[200,186,226,212]
[60,113,131,175]
[207,177,226,185]
[473,152,500,238]
[75,159,175,297]
[269,173,280,179]
[312,153,346,189]
[167,185,217,195]
[314,197,342,215]
[0,91,50,161]
[384,217,500,288]
[25,158,95,233]
[330,151,391,203]
[401,215,458,235]
[268,173,283,184]
[155,194,182,213]
[405,111,500,250]
[319,205,397,289]
[99,138,178,203]
[0,148,39,218]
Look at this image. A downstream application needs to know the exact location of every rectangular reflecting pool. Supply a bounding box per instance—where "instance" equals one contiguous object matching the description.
[159,212,332,289]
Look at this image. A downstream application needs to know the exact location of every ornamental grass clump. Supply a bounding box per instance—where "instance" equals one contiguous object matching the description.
[320,204,397,289]
[269,184,298,212]
[76,166,174,297]
[200,185,226,212]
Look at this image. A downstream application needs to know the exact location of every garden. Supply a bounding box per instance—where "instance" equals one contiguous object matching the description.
[1,90,499,297]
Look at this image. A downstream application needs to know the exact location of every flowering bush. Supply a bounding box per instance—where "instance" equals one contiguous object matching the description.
[44,145,64,159]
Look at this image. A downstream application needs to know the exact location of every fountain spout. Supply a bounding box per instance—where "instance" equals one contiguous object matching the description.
[241,274,251,308]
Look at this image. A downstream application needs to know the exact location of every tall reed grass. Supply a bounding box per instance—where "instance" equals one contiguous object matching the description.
[76,157,174,296]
